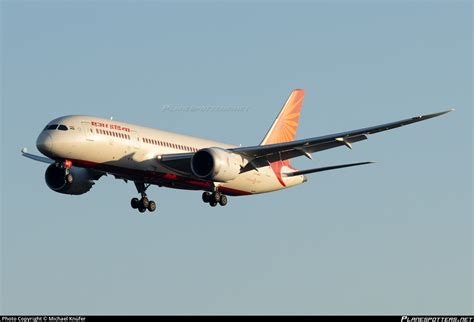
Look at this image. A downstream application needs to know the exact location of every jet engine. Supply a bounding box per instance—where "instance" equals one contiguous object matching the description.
[45,164,100,195]
[191,147,243,182]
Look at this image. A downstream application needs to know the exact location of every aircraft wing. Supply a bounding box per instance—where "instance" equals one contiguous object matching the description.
[233,109,454,172]
[21,148,54,164]
[157,109,453,176]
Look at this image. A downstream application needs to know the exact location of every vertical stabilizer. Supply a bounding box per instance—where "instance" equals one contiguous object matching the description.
[260,89,304,145]
[261,89,305,186]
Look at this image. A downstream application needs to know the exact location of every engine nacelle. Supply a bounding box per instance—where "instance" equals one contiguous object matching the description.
[45,164,96,195]
[191,147,242,182]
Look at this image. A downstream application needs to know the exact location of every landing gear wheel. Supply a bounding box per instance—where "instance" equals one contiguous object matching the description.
[132,182,158,213]
[219,194,227,206]
[66,173,73,184]
[209,201,217,207]
[213,191,221,203]
[131,198,139,209]
[140,197,149,209]
[147,201,156,212]
[202,192,211,203]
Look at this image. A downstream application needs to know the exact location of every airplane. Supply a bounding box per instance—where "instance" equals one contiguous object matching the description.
[22,89,453,213]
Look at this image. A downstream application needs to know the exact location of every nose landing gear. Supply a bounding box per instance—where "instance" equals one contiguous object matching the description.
[131,182,156,213]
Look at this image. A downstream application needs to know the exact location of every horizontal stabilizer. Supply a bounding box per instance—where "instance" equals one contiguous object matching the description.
[283,161,374,177]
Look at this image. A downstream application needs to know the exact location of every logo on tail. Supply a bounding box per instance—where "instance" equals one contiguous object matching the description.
[261,89,304,186]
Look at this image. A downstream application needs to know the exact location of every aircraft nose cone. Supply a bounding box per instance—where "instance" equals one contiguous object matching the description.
[36,132,54,155]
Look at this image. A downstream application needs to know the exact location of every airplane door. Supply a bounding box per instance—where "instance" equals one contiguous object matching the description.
[81,121,94,141]
[130,130,140,149]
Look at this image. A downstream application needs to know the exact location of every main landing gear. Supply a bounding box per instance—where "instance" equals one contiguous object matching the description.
[131,182,156,213]
[202,191,228,207]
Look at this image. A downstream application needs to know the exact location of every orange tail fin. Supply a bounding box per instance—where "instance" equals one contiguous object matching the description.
[261,90,304,186]
[260,89,304,145]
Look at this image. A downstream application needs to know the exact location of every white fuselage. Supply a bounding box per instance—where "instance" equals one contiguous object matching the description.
[36,115,305,196]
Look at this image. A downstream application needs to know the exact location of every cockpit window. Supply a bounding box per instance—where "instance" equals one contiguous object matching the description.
[58,125,68,131]
[46,124,58,130]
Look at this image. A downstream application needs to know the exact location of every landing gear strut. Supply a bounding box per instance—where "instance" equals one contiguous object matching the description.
[55,160,74,184]
[131,182,156,213]
[202,190,228,207]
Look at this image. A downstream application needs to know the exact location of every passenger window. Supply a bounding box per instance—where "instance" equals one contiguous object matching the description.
[58,125,68,131]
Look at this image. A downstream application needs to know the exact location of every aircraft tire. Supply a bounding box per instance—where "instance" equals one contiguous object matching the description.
[213,192,221,203]
[131,198,139,209]
[202,192,211,203]
[141,197,149,209]
[219,195,227,206]
[148,201,156,212]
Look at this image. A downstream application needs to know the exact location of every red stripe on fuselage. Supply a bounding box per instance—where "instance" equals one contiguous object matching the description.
[68,158,252,196]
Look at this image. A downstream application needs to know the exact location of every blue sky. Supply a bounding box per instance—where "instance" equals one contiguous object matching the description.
[1,0,472,315]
